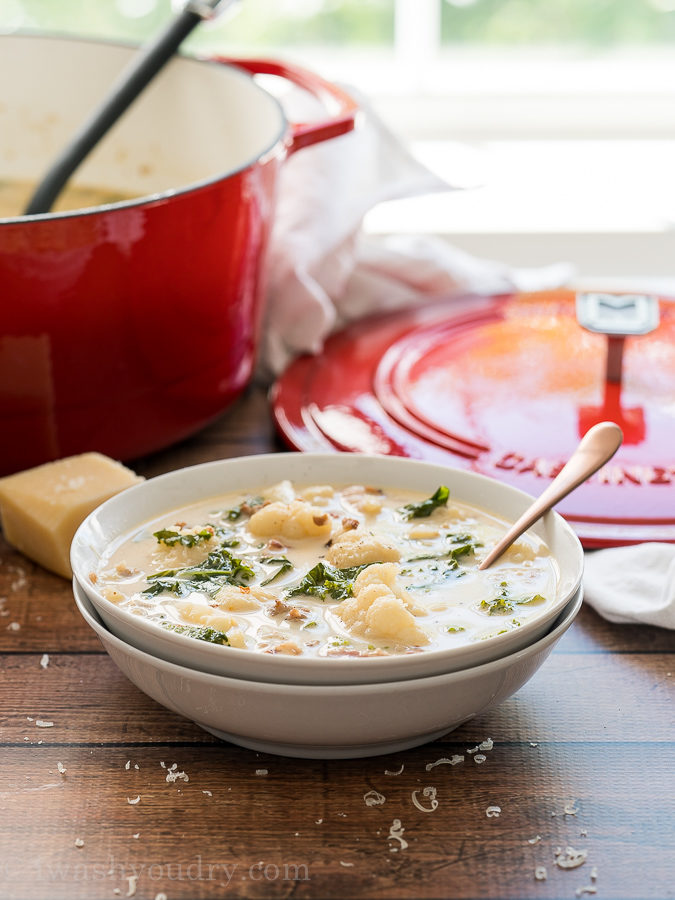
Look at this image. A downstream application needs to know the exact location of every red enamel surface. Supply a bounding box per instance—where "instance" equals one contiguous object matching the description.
[0,162,279,475]
[272,290,675,547]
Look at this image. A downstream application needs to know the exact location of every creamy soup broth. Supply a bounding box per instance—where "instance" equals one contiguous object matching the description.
[93,480,559,658]
[0,178,136,217]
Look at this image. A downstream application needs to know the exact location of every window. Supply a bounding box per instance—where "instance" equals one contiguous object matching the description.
[4,1,675,278]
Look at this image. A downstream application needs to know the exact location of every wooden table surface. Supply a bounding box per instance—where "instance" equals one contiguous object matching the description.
[1,386,673,900]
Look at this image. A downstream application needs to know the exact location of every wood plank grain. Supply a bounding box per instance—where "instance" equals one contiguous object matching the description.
[130,386,285,479]
[0,652,671,747]
[0,742,672,900]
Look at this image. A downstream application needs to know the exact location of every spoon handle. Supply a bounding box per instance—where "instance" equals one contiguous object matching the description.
[24,0,233,216]
[478,421,623,570]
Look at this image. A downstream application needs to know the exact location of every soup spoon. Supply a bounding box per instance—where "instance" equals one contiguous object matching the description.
[478,421,623,570]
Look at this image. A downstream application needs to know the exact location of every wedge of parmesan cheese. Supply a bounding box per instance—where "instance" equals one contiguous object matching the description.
[0,453,142,578]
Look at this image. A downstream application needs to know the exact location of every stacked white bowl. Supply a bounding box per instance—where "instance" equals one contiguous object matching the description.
[71,454,584,759]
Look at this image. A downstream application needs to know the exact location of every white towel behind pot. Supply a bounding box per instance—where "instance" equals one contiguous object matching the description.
[261,87,571,377]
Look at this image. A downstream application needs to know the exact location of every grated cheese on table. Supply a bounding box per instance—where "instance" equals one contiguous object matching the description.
[40,654,49,669]
[127,795,141,805]
[412,787,438,813]
[425,755,464,771]
[384,765,404,776]
[35,720,54,728]
[388,819,408,852]
[575,888,597,898]
[474,754,487,764]
[590,866,598,881]
[534,866,547,881]
[564,802,579,816]
[126,875,138,898]
[160,761,189,783]
[527,835,542,845]
[57,762,66,775]
[7,622,20,631]
[74,838,84,848]
[255,769,268,776]
[339,861,355,867]
[486,806,501,818]
[364,790,386,807]
[555,847,588,869]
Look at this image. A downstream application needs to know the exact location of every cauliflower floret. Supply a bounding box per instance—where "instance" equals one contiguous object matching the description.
[300,484,335,503]
[248,500,333,540]
[173,600,238,634]
[353,562,426,615]
[342,485,383,515]
[265,479,296,504]
[102,587,126,605]
[337,563,428,646]
[325,529,400,568]
[408,524,440,540]
[226,629,247,648]
[214,583,275,612]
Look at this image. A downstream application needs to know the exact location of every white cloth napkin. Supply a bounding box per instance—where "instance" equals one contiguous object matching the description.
[260,87,572,378]
[261,86,674,630]
[583,545,675,629]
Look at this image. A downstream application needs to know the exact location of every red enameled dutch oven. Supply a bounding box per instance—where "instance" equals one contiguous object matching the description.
[0,34,357,475]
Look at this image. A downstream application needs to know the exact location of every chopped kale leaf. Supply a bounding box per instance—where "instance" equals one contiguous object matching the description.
[399,485,449,520]
[287,562,370,602]
[153,527,215,548]
[162,623,230,645]
[480,583,546,616]
[143,543,255,598]
[225,496,265,521]
[260,556,294,586]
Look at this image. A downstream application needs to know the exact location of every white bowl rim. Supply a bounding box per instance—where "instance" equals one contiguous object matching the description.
[73,558,583,696]
[71,452,584,677]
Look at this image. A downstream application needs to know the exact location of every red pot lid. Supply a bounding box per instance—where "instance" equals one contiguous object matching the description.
[271,289,675,547]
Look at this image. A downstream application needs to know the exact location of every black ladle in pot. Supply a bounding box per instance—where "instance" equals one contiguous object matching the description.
[24,0,235,216]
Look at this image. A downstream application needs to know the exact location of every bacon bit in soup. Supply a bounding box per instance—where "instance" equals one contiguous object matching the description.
[269,600,290,617]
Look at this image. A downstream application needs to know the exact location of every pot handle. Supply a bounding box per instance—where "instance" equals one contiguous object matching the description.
[211,57,358,154]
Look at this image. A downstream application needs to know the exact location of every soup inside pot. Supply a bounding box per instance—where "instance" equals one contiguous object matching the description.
[0,178,137,217]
